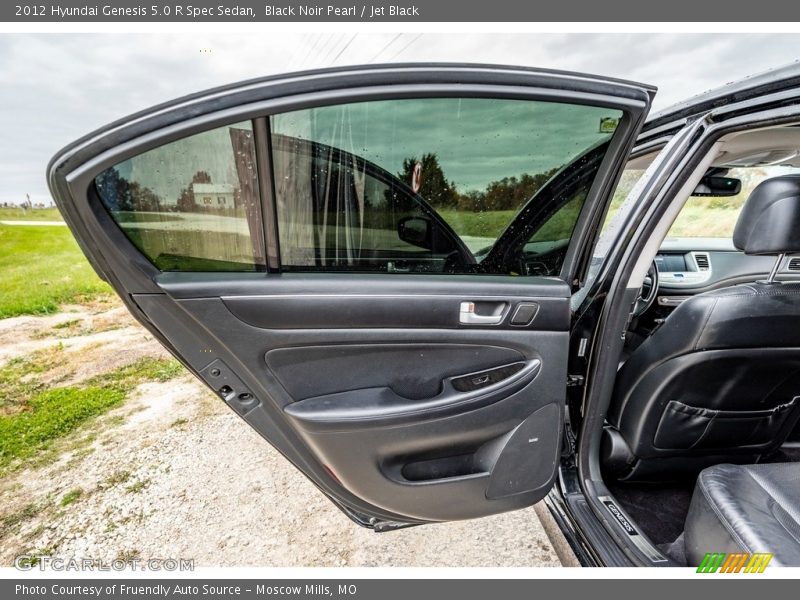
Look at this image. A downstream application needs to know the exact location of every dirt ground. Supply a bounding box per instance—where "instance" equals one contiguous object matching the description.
[0,299,562,567]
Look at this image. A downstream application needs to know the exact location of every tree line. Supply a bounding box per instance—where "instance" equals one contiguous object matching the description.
[95,152,561,216]
[397,153,560,212]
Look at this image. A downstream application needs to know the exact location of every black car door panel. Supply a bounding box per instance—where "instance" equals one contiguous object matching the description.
[48,64,654,526]
[131,276,570,520]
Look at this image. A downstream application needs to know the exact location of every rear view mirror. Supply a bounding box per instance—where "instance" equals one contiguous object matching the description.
[692,175,742,197]
[398,216,433,250]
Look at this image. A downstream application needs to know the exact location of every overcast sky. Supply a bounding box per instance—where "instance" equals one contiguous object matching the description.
[2,32,800,204]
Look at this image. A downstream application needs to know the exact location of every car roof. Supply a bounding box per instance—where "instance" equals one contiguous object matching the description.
[645,60,800,133]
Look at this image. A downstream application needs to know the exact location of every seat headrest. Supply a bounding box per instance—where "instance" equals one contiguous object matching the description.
[733,175,800,255]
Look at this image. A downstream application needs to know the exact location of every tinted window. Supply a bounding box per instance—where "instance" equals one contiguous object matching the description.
[271,98,623,274]
[94,122,265,271]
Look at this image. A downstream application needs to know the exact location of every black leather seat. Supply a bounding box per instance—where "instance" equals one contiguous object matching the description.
[605,176,800,480]
[685,462,800,567]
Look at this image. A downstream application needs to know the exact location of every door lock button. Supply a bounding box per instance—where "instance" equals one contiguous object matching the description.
[510,302,539,326]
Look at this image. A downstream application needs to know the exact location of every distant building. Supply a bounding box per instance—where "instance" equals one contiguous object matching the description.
[192,183,236,208]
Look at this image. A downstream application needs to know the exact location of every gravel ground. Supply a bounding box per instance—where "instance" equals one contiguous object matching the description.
[0,301,562,567]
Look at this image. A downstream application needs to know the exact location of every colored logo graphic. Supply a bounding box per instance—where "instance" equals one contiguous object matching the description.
[696,552,773,573]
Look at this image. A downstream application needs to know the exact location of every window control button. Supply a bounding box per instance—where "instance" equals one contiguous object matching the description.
[471,374,491,386]
[510,303,539,326]
[451,362,525,393]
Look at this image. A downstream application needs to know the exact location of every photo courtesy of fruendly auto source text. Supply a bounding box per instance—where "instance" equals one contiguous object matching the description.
[2,0,800,596]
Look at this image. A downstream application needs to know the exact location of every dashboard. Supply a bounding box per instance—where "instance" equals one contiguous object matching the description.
[655,249,713,288]
[653,237,800,308]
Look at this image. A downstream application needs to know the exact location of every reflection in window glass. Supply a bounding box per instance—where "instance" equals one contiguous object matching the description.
[94,122,264,271]
[270,98,623,274]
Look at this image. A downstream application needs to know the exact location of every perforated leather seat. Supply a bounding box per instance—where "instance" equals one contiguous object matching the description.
[605,176,800,480]
[685,462,800,567]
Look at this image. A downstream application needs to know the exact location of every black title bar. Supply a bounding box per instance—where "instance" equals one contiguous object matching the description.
[4,0,800,22]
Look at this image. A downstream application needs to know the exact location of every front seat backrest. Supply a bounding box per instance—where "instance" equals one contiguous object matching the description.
[606,175,800,481]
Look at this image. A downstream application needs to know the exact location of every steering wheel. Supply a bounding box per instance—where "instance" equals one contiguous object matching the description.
[632,260,659,317]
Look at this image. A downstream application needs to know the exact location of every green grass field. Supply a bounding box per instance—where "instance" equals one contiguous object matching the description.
[439,209,518,238]
[0,352,183,475]
[667,197,744,238]
[440,197,582,243]
[0,207,63,222]
[0,224,111,318]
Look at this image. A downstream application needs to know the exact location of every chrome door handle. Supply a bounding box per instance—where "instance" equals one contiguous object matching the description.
[459,302,504,325]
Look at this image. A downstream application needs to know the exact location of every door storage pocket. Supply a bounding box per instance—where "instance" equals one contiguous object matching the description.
[654,396,799,450]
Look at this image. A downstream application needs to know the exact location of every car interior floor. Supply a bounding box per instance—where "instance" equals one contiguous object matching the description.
[606,441,800,566]
[605,479,694,560]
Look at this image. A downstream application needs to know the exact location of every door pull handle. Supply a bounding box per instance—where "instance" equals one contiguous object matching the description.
[459,302,504,325]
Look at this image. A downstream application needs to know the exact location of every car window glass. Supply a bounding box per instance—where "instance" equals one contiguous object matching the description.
[94,122,264,271]
[270,98,624,274]
[667,165,800,238]
[602,168,647,233]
